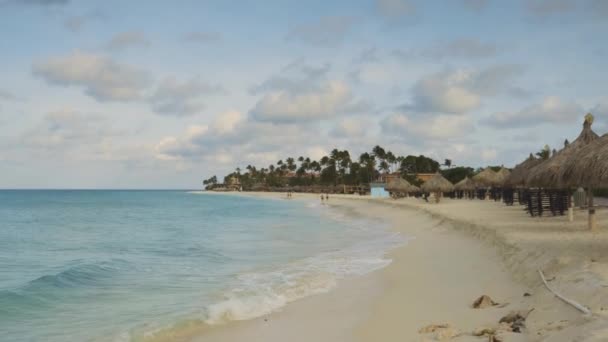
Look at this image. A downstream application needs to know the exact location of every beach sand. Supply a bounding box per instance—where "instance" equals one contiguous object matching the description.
[187,192,608,341]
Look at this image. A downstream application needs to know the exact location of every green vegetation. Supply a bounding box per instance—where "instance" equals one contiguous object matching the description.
[205,145,463,190]
[204,143,558,191]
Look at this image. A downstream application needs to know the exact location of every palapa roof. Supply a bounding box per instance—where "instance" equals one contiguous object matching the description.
[385,178,415,192]
[558,132,608,188]
[505,153,543,186]
[496,167,511,184]
[454,177,476,191]
[526,114,599,188]
[421,173,454,192]
[472,168,501,187]
[409,184,421,193]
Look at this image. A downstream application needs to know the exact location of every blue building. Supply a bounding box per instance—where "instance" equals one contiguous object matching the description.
[370,182,389,198]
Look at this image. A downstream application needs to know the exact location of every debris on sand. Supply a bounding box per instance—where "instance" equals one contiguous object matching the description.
[472,295,500,309]
[419,323,450,333]
[472,327,496,336]
[418,323,461,340]
[499,308,534,333]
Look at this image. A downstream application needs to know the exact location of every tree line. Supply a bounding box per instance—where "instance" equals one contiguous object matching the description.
[202,145,498,190]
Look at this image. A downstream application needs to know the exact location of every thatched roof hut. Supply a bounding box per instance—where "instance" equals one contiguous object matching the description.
[506,154,542,187]
[454,177,476,191]
[496,167,511,185]
[526,114,599,188]
[559,133,608,188]
[409,184,421,193]
[472,168,501,187]
[421,174,454,193]
[385,178,415,192]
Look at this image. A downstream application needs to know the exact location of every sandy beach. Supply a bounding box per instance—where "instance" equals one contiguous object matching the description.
[180,192,608,341]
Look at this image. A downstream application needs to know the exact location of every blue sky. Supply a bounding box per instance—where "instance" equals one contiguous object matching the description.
[0,0,607,188]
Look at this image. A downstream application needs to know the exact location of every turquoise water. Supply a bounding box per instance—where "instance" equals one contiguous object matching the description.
[0,191,402,342]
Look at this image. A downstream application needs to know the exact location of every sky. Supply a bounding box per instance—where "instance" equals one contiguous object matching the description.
[0,0,607,189]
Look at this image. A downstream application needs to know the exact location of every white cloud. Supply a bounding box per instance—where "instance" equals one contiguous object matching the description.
[106,31,150,51]
[381,112,475,140]
[154,110,247,160]
[33,51,150,102]
[331,118,370,138]
[250,61,331,95]
[405,66,524,114]
[21,109,118,150]
[306,146,329,161]
[481,148,497,161]
[150,76,224,117]
[212,110,243,134]
[250,81,365,123]
[286,16,355,47]
[481,96,584,128]
[155,110,326,165]
[410,70,481,114]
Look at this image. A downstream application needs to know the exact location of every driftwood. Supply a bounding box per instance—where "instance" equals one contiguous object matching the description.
[538,269,591,314]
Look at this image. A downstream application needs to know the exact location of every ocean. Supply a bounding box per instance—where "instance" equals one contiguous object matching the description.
[0,190,404,342]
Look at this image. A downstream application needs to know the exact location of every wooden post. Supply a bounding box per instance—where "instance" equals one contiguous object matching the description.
[588,187,597,231]
[568,194,574,222]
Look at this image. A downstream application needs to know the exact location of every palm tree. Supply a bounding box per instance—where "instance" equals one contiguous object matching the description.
[536,145,551,160]
[386,151,396,172]
[286,157,296,172]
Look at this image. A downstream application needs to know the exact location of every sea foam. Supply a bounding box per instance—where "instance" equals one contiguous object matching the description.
[203,231,406,324]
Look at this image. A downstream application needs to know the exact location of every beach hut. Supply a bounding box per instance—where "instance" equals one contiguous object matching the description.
[385,178,416,198]
[523,114,599,220]
[421,174,454,203]
[558,125,607,230]
[496,167,511,185]
[506,154,542,187]
[454,177,475,199]
[526,115,599,189]
[473,168,501,188]
[472,168,501,200]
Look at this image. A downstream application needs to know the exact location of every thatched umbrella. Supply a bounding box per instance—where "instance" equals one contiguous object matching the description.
[455,177,475,191]
[496,167,511,186]
[409,184,421,193]
[526,114,599,188]
[454,177,476,199]
[557,116,606,230]
[385,178,413,192]
[505,153,542,187]
[473,168,501,188]
[421,173,454,203]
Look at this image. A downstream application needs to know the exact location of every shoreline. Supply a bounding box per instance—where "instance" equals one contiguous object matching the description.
[180,191,608,341]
